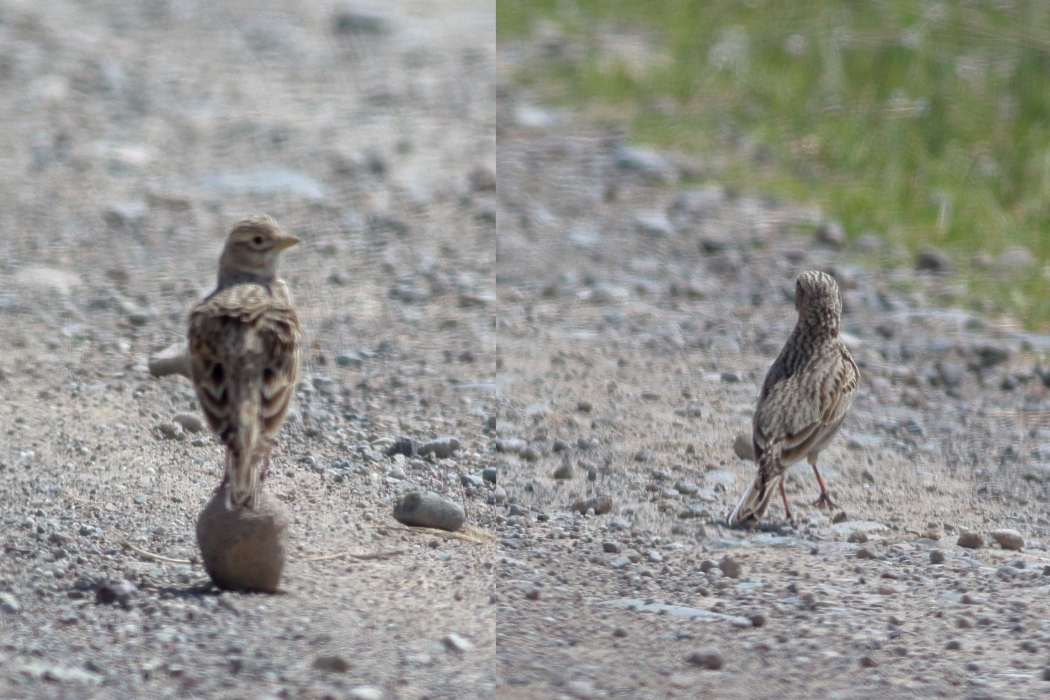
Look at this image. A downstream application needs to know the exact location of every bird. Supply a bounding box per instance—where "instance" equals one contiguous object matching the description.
[188,215,302,510]
[728,270,859,528]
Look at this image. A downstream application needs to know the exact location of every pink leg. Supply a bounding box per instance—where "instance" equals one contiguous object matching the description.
[809,455,836,510]
[779,480,795,525]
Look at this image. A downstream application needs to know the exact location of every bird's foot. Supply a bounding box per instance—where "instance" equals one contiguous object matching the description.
[813,493,837,511]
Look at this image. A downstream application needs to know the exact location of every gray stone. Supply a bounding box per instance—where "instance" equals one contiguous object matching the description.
[930,550,946,564]
[698,235,730,254]
[916,247,953,273]
[172,413,204,433]
[418,436,460,459]
[335,352,363,368]
[553,461,573,480]
[442,633,472,652]
[614,147,676,183]
[999,246,1035,270]
[103,200,148,229]
[332,6,388,35]
[348,688,384,700]
[575,495,613,518]
[814,221,845,249]
[95,580,138,609]
[386,436,418,457]
[393,491,465,532]
[990,528,1024,551]
[482,467,498,483]
[685,648,724,670]
[313,654,350,673]
[496,438,527,454]
[634,212,674,238]
[718,556,742,579]
[0,592,20,614]
[674,480,699,496]
[155,422,186,442]
[733,434,755,460]
[460,474,483,488]
[519,445,541,462]
[957,532,984,549]
[148,344,191,379]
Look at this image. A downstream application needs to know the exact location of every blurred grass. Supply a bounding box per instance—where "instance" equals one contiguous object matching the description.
[499,0,1050,329]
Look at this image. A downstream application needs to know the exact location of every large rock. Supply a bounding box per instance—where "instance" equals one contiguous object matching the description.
[148,344,192,379]
[196,486,289,593]
[393,490,465,532]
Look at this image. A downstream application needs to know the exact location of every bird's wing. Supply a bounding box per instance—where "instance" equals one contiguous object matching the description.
[253,304,301,440]
[753,342,858,463]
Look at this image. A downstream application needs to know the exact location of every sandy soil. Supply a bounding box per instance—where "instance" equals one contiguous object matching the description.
[494,40,1050,699]
[0,2,495,699]
[6,4,1050,700]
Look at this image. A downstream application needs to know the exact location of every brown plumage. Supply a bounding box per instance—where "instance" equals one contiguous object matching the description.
[728,270,859,528]
[188,215,302,510]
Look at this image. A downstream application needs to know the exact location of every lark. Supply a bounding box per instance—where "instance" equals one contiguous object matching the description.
[188,215,302,510]
[728,270,859,528]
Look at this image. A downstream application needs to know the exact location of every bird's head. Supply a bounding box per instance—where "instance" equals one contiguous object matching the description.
[794,270,842,330]
[217,215,299,285]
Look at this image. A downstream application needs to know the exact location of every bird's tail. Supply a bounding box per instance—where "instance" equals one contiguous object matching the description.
[728,443,784,527]
[224,384,263,510]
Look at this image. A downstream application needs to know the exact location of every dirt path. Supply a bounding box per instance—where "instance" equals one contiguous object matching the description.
[493,76,1050,698]
[0,2,495,699]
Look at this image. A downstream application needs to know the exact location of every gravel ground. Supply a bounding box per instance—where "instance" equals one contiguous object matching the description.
[494,40,1050,700]
[0,2,495,699]
[7,5,1050,700]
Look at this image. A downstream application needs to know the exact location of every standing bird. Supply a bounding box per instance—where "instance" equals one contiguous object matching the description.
[188,215,302,510]
[728,270,859,528]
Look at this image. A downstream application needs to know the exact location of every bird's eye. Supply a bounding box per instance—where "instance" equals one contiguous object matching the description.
[253,236,263,245]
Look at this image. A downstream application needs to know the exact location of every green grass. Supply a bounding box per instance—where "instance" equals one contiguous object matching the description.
[500,0,1050,329]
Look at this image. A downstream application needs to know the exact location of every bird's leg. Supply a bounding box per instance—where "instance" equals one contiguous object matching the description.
[779,480,796,527]
[220,448,230,487]
[809,455,837,510]
[260,447,272,483]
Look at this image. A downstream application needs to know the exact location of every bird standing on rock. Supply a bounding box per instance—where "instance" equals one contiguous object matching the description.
[188,215,302,510]
[728,270,859,528]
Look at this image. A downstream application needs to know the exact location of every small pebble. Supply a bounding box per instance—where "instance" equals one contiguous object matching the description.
[392,491,465,532]
[0,592,20,614]
[990,528,1024,551]
[312,655,350,673]
[349,687,384,700]
[929,550,946,564]
[957,532,984,549]
[685,648,723,670]
[418,436,460,459]
[553,461,573,479]
[95,580,138,609]
[172,413,204,433]
[732,434,755,460]
[718,556,742,579]
[443,633,472,652]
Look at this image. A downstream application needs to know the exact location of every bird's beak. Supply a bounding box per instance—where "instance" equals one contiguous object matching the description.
[275,235,300,252]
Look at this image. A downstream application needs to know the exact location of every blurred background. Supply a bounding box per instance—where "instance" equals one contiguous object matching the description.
[499,0,1050,328]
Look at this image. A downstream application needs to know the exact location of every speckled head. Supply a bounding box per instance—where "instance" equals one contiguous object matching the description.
[794,270,842,330]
